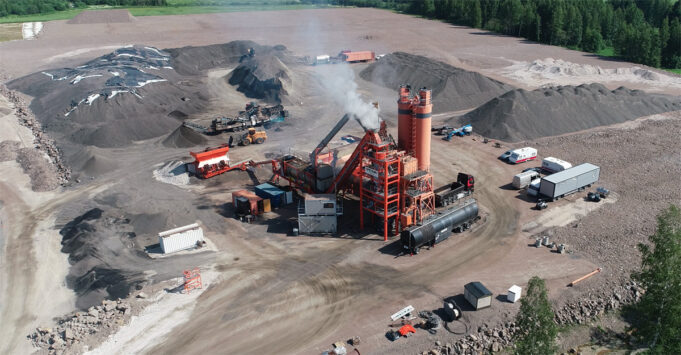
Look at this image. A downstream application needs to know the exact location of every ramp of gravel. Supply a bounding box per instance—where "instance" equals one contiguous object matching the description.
[461,83,681,142]
[67,10,135,24]
[360,52,514,112]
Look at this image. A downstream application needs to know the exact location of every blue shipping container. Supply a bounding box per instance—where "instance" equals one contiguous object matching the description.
[255,183,285,208]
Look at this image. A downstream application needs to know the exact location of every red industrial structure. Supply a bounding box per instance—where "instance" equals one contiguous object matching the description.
[183,268,202,294]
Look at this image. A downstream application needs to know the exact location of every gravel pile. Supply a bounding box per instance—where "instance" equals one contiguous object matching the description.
[462,83,681,142]
[67,9,135,24]
[153,160,189,186]
[15,148,59,191]
[28,296,145,353]
[229,53,291,103]
[0,140,21,161]
[167,41,289,75]
[162,125,207,148]
[0,85,70,184]
[360,52,513,112]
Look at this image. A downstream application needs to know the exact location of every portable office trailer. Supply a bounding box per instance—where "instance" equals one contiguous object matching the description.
[304,194,337,215]
[508,147,537,164]
[464,282,493,310]
[539,163,600,201]
[159,223,204,254]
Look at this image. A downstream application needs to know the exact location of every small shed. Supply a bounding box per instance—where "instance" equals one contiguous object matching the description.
[464,282,493,310]
[507,285,522,303]
[159,223,204,254]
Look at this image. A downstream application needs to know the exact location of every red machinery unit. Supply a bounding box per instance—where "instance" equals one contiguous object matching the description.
[339,50,376,63]
[190,145,279,179]
[396,85,432,171]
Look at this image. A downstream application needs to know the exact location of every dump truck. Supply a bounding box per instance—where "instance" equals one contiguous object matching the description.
[238,128,267,146]
[183,102,288,134]
[539,163,600,201]
[434,173,474,207]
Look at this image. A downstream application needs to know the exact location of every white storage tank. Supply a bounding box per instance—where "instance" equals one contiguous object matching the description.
[159,223,204,254]
[507,285,522,303]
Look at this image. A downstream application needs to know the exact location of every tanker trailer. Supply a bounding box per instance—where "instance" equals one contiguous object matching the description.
[400,199,479,254]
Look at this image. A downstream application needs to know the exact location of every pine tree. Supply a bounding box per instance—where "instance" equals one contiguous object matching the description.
[630,205,681,354]
[513,276,558,355]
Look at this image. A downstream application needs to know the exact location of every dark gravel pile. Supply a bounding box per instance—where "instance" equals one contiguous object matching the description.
[360,52,513,112]
[463,83,681,142]
[162,125,207,148]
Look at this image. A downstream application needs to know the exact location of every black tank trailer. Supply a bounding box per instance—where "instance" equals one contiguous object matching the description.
[400,199,479,254]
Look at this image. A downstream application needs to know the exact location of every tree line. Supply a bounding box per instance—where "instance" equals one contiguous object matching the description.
[0,0,167,17]
[326,0,681,69]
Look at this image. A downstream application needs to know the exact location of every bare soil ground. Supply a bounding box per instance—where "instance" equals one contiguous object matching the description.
[0,8,679,355]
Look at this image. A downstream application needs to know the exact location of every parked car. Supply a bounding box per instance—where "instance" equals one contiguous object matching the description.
[499,150,513,161]
[522,167,542,174]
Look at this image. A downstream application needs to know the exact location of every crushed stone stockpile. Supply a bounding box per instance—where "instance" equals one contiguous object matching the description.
[162,125,207,148]
[59,205,212,309]
[463,83,681,142]
[0,140,21,161]
[8,45,206,149]
[15,148,59,191]
[67,9,135,24]
[229,54,291,104]
[167,41,289,75]
[360,52,514,112]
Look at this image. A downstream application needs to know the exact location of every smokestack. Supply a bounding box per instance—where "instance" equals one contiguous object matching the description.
[397,85,412,152]
[413,88,432,171]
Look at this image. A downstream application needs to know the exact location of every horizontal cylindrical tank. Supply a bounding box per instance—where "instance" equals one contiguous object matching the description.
[400,200,478,254]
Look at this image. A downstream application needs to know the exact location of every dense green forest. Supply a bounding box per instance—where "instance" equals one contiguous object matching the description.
[0,0,167,17]
[327,0,681,69]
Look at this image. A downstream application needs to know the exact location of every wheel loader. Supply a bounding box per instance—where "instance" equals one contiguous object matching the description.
[239,128,267,146]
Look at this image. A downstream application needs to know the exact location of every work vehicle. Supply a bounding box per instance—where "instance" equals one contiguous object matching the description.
[499,150,513,161]
[596,187,610,198]
[444,124,473,141]
[183,102,288,134]
[308,50,376,65]
[522,167,542,174]
[541,157,572,173]
[512,170,540,189]
[401,200,479,254]
[527,178,541,197]
[587,192,601,202]
[539,163,600,201]
[508,147,537,164]
[535,199,548,210]
[239,128,267,146]
[434,173,474,207]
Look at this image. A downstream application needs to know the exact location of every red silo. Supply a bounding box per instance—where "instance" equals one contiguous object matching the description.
[397,85,413,153]
[412,88,432,171]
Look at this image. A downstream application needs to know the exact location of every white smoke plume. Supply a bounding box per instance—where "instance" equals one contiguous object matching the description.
[318,63,381,130]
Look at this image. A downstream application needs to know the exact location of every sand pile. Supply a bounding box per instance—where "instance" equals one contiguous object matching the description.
[68,146,118,176]
[360,52,513,112]
[8,46,205,148]
[162,125,207,148]
[461,83,681,142]
[0,140,21,161]
[502,58,681,90]
[153,160,189,186]
[229,54,291,103]
[15,148,59,191]
[167,41,289,75]
[67,10,135,24]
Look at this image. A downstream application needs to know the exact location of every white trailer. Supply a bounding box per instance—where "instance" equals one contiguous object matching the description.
[508,147,537,164]
[539,163,600,201]
[512,170,540,189]
[541,157,572,173]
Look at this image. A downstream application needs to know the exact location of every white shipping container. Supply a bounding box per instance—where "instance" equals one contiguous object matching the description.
[541,157,572,173]
[159,223,204,254]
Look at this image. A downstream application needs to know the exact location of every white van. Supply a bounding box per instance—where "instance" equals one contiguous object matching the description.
[508,147,538,164]
[541,157,572,173]
[527,178,541,197]
[512,170,540,189]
